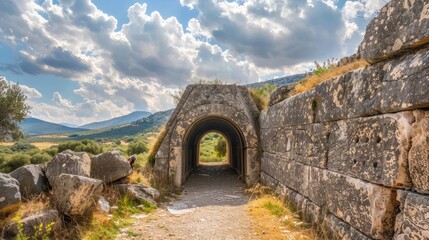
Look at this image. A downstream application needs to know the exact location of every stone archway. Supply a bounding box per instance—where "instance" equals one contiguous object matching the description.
[154,85,260,187]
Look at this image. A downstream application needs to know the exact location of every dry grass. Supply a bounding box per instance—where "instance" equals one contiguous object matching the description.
[0,194,51,230]
[291,59,368,97]
[0,141,57,150]
[247,195,317,240]
[147,127,167,164]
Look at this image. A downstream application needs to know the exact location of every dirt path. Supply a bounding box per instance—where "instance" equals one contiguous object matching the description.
[118,165,255,240]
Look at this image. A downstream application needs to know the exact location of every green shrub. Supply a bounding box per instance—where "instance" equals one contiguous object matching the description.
[30,152,52,164]
[11,141,36,152]
[43,147,58,157]
[2,154,31,172]
[57,140,103,155]
[214,136,227,157]
[127,142,148,155]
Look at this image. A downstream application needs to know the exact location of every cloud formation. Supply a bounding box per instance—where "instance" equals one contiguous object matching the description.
[0,0,388,125]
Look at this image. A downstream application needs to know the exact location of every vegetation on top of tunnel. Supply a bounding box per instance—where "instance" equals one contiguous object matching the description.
[199,132,227,163]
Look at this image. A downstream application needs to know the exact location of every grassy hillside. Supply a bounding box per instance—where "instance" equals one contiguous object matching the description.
[66,109,173,141]
[80,111,151,129]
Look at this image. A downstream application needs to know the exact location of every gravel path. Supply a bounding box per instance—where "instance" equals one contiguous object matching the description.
[118,165,255,240]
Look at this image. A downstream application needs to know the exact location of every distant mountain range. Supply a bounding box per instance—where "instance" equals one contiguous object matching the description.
[79,111,151,129]
[247,73,306,88]
[20,111,152,136]
[19,118,86,136]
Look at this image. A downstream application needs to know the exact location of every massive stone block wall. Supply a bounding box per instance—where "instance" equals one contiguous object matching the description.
[260,1,429,239]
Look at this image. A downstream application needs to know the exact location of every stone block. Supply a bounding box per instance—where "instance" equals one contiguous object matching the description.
[409,110,429,193]
[260,172,278,189]
[323,171,397,239]
[322,214,372,240]
[293,124,329,168]
[0,173,20,214]
[115,183,160,205]
[314,74,348,122]
[327,112,413,188]
[394,191,429,239]
[10,164,48,199]
[53,173,103,216]
[3,209,61,239]
[345,63,383,118]
[281,89,316,126]
[90,151,132,184]
[359,0,429,63]
[45,150,91,187]
[381,47,429,113]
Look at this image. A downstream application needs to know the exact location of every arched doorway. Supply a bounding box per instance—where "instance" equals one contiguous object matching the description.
[183,117,245,182]
[153,85,260,188]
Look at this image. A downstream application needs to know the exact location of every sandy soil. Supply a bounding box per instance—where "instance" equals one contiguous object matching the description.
[118,165,256,240]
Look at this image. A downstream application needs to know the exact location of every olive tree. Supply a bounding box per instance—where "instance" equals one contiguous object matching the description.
[0,77,30,141]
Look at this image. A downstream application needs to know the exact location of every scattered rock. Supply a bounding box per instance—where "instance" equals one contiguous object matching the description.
[97,196,111,213]
[3,209,61,239]
[45,150,91,187]
[115,183,160,205]
[0,173,21,214]
[90,151,132,183]
[268,83,297,106]
[10,164,48,199]
[53,173,103,216]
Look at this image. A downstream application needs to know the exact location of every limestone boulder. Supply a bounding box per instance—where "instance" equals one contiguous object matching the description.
[53,173,103,216]
[268,83,297,106]
[394,191,429,239]
[409,110,429,193]
[90,151,132,183]
[359,0,429,63]
[45,150,91,187]
[3,209,60,239]
[0,173,21,214]
[115,183,160,205]
[97,196,110,213]
[10,164,48,199]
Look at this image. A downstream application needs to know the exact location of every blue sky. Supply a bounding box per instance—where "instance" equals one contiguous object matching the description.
[0,0,388,125]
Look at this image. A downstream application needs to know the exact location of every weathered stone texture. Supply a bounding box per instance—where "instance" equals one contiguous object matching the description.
[322,214,372,240]
[394,191,429,239]
[53,173,103,216]
[154,85,260,187]
[3,209,61,239]
[328,112,413,188]
[90,151,132,183]
[115,183,160,205]
[381,47,429,113]
[10,164,48,199]
[45,150,91,186]
[0,173,21,214]
[409,110,429,193]
[323,171,397,239]
[359,0,429,63]
[268,83,297,106]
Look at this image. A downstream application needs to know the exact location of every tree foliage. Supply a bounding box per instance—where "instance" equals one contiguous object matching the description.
[0,77,30,141]
[214,136,227,157]
[57,139,103,155]
[127,141,148,155]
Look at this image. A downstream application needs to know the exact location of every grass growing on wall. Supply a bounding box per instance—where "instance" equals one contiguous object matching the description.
[291,59,368,97]
[248,83,277,111]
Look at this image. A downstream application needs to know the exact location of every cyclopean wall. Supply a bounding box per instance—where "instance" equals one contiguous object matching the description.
[260,1,429,239]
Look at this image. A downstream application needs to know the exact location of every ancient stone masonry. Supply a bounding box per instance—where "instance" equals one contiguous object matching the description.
[154,85,260,187]
[261,0,429,239]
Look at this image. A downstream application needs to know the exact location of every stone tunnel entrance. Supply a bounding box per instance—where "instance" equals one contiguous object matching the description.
[184,117,245,181]
[153,85,261,187]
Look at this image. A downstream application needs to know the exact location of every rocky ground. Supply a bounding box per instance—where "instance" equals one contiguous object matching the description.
[118,165,256,240]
